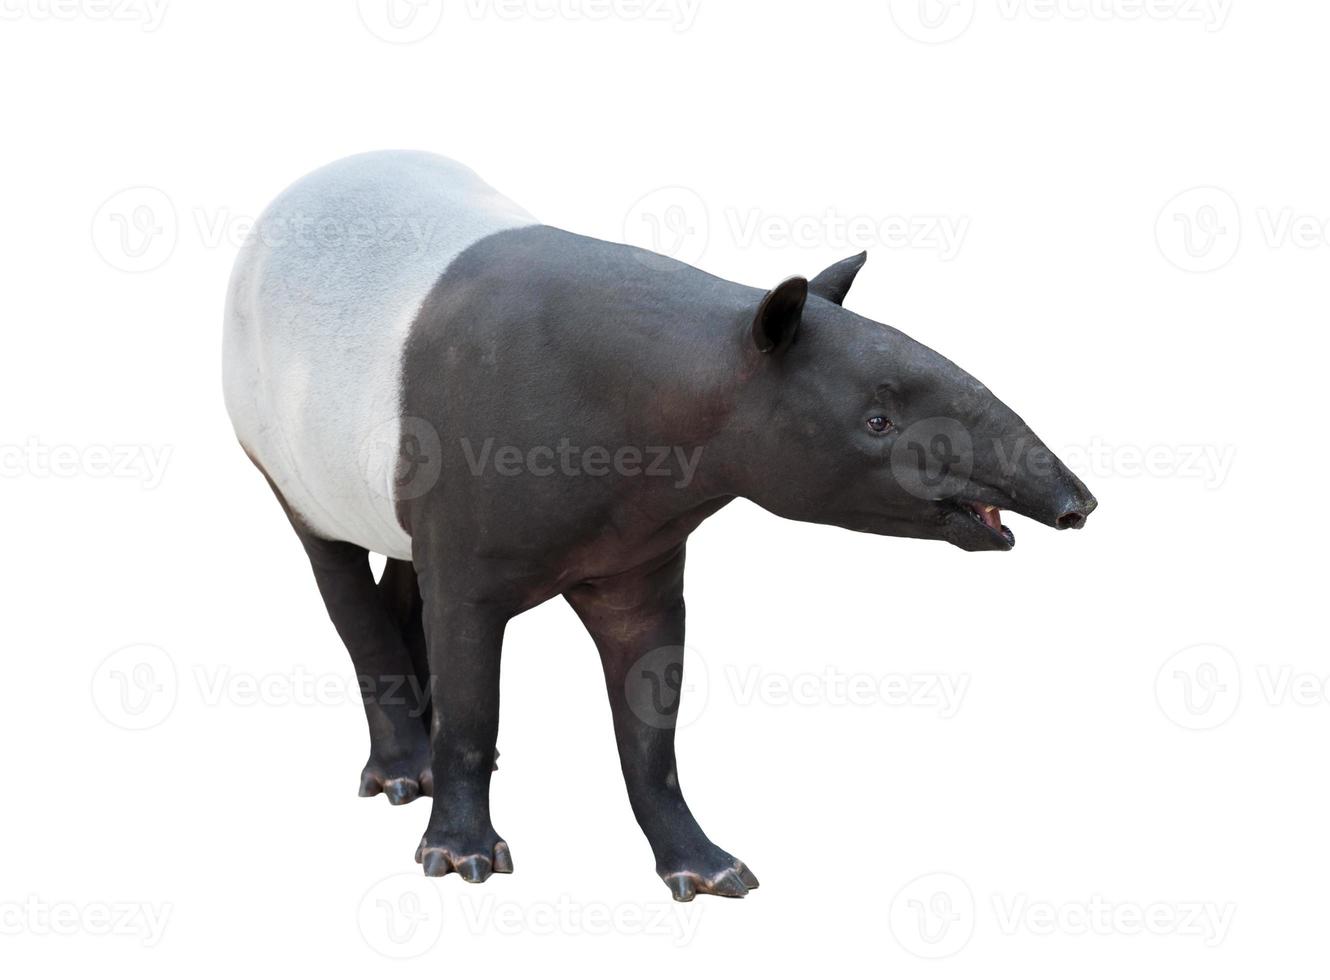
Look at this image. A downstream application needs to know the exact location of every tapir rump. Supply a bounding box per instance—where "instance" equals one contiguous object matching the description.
[222,151,1096,901]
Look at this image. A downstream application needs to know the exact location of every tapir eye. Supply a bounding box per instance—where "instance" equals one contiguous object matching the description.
[866,416,893,433]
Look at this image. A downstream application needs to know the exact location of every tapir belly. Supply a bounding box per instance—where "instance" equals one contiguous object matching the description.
[222,151,537,559]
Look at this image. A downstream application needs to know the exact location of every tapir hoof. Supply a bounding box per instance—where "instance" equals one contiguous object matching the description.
[661,861,760,902]
[360,747,498,802]
[415,838,513,881]
[358,759,432,805]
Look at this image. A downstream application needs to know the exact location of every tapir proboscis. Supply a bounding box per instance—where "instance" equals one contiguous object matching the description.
[223,151,1097,901]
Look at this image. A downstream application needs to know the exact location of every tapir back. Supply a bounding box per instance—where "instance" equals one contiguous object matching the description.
[222,151,537,558]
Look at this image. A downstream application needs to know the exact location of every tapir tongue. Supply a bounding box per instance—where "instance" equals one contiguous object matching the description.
[977,504,1002,531]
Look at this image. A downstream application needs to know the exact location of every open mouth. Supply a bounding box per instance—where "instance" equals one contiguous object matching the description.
[958,500,1016,548]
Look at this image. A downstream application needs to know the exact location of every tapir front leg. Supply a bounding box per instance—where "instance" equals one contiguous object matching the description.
[565,547,759,902]
[413,584,514,883]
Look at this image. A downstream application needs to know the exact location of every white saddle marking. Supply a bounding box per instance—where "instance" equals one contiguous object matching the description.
[223,150,536,558]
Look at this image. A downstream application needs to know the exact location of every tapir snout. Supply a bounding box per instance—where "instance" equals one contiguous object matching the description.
[969,424,1098,536]
[1052,477,1098,530]
[1027,464,1098,530]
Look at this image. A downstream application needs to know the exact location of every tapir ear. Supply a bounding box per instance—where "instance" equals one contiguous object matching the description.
[752,276,808,354]
[808,251,868,306]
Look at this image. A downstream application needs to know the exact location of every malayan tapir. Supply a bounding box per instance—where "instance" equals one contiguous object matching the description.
[223,150,1096,901]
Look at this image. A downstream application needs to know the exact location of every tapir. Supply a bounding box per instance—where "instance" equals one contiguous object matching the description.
[222,150,1096,901]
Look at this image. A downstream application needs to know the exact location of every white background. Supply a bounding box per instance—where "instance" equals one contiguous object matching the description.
[2,0,1325,975]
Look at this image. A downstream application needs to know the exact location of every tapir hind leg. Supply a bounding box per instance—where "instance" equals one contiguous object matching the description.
[375,557,431,729]
[564,546,759,902]
[292,530,434,804]
[252,459,433,804]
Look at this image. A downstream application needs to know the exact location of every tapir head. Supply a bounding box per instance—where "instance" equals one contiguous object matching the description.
[726,253,1096,552]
